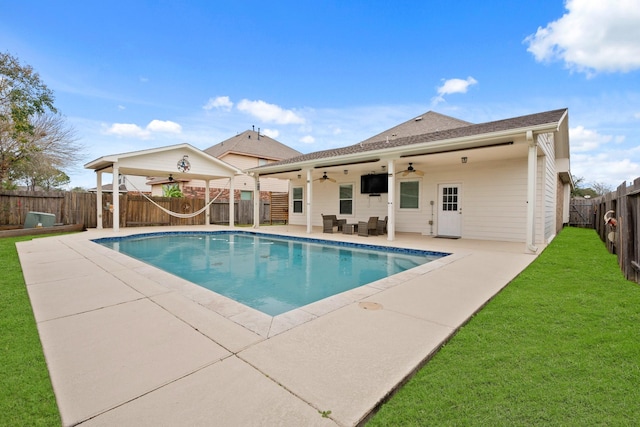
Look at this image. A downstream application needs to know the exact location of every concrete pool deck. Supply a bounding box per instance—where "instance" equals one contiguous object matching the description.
[17,225,542,426]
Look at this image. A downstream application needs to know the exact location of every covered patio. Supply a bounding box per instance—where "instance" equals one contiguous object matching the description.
[84,144,243,232]
[247,109,570,253]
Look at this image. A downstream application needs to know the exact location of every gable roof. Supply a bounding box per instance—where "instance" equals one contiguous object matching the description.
[249,108,569,172]
[85,143,243,181]
[358,111,472,145]
[204,130,302,161]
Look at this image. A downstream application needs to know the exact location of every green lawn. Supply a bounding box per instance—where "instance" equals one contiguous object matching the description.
[0,234,61,427]
[368,227,640,426]
[2,228,639,426]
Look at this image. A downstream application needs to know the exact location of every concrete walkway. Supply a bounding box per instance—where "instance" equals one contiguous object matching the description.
[17,226,541,426]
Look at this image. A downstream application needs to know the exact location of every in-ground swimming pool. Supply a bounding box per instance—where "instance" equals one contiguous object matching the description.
[94,231,449,316]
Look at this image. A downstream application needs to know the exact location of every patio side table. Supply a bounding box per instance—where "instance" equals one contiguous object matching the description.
[342,223,358,235]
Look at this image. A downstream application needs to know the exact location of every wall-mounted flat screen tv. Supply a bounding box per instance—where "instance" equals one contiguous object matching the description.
[361,173,388,194]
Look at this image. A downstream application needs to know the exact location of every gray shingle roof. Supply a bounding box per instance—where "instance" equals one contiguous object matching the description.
[358,111,472,145]
[204,130,302,161]
[254,108,568,168]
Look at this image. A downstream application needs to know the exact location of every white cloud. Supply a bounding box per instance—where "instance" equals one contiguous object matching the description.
[117,105,126,110]
[300,135,315,144]
[105,123,149,139]
[139,77,149,83]
[432,77,478,105]
[105,119,182,139]
[572,152,640,187]
[570,125,614,152]
[147,119,182,134]
[262,128,279,138]
[237,99,305,125]
[203,96,234,111]
[635,112,640,120]
[569,124,639,187]
[524,0,640,75]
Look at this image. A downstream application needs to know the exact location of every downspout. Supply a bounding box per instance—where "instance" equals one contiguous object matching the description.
[306,169,313,234]
[526,130,538,253]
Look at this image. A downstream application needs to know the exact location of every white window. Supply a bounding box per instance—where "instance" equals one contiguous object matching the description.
[400,181,420,209]
[292,187,303,213]
[339,184,353,215]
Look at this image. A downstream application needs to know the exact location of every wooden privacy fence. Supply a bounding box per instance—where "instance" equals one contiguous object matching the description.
[0,191,289,228]
[590,177,640,284]
[569,197,595,228]
[0,190,97,228]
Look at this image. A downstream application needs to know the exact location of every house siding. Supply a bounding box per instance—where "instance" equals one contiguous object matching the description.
[290,156,538,243]
[537,132,557,243]
[426,159,529,242]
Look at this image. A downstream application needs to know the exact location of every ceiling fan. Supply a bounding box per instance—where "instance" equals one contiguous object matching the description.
[314,172,336,183]
[397,163,424,177]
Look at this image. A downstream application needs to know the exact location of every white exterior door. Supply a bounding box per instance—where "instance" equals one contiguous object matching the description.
[437,184,462,237]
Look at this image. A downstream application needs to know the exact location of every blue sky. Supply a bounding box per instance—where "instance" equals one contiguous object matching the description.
[2,0,639,189]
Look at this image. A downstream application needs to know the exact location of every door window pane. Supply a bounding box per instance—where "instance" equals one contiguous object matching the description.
[442,187,459,211]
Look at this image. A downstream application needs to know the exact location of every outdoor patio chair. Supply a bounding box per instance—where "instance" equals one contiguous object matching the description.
[322,214,346,233]
[358,216,379,237]
[377,216,388,235]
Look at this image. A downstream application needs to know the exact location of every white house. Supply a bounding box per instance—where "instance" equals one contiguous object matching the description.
[248,109,572,252]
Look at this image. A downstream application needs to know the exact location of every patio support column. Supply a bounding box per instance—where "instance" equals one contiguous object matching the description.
[228,177,235,227]
[205,180,211,226]
[112,165,120,232]
[306,169,313,234]
[526,131,538,253]
[253,174,260,228]
[387,159,395,241]
[96,171,103,229]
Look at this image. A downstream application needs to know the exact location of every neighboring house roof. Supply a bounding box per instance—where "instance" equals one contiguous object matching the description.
[250,108,569,171]
[88,183,128,193]
[204,129,302,161]
[358,111,472,145]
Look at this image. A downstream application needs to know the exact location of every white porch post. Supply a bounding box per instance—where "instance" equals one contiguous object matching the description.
[306,169,313,234]
[253,174,260,228]
[526,131,538,253]
[387,159,395,241]
[228,177,235,227]
[205,180,211,226]
[96,171,103,229]
[112,165,120,232]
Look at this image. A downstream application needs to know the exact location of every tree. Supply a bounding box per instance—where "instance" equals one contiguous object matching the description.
[11,113,82,189]
[571,175,612,198]
[591,181,613,196]
[162,184,183,197]
[0,53,65,183]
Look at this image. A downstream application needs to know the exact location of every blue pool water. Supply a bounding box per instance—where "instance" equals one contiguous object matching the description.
[94,231,449,316]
